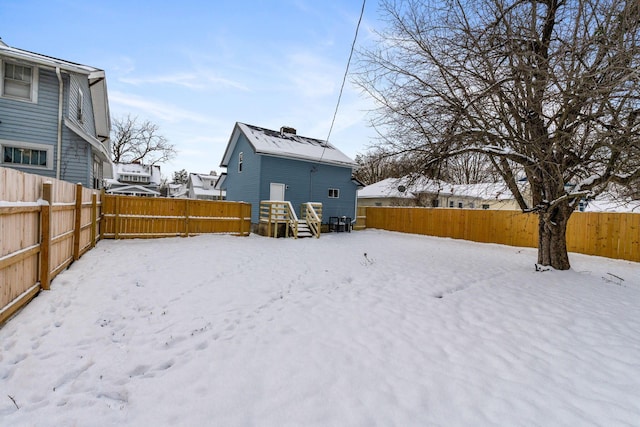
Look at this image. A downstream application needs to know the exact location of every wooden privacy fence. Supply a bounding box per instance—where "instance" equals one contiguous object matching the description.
[0,167,100,325]
[1,167,251,326]
[101,195,251,238]
[362,206,640,263]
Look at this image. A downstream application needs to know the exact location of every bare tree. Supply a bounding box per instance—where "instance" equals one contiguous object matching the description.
[356,0,640,269]
[444,153,500,184]
[111,115,176,165]
[354,149,418,184]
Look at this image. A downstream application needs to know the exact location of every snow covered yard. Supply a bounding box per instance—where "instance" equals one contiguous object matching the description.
[1,230,639,426]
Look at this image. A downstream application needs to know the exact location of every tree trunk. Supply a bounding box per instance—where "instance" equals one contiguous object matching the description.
[537,205,572,270]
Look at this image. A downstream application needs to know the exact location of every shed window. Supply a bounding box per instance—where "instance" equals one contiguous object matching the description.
[328,188,340,198]
[238,152,243,173]
[2,61,37,102]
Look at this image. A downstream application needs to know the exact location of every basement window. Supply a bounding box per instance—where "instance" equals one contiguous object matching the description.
[1,140,52,169]
[328,188,340,198]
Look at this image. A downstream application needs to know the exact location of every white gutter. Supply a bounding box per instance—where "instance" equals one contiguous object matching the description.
[55,67,63,180]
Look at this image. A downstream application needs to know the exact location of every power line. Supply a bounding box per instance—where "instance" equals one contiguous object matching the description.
[323,0,366,153]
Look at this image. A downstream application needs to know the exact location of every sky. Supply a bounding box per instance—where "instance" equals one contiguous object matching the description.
[1,0,380,179]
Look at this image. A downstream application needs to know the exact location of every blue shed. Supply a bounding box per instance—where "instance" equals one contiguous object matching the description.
[217,123,361,235]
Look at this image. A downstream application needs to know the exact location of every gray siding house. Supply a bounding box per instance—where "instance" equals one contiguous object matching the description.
[0,39,111,188]
[217,122,361,226]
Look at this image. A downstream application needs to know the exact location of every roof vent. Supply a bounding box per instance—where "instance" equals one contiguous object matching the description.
[280,126,296,135]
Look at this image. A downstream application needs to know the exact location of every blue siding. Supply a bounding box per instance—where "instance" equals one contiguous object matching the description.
[61,74,94,187]
[223,134,262,220]
[0,60,99,187]
[0,66,59,180]
[222,126,358,224]
[260,156,357,221]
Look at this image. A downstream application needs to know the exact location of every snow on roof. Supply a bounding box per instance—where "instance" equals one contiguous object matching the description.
[358,176,519,201]
[450,182,515,200]
[583,198,640,213]
[189,173,225,198]
[113,163,162,185]
[193,187,224,197]
[105,184,160,196]
[221,122,356,168]
[358,176,451,199]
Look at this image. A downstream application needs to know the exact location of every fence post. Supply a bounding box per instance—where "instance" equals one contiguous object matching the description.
[184,199,190,237]
[40,182,52,290]
[73,183,82,260]
[114,195,120,239]
[99,189,106,239]
[91,192,98,248]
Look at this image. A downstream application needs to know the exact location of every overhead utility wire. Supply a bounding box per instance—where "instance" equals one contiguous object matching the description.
[321,0,366,159]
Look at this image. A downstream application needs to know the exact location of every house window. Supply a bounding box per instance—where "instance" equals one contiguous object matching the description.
[2,61,38,102]
[328,188,340,198]
[77,88,84,122]
[458,202,463,208]
[482,204,490,210]
[449,201,454,208]
[1,140,52,169]
[93,156,102,189]
[238,152,243,173]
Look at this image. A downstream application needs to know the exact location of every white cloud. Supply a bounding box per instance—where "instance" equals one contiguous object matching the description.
[120,71,249,92]
[279,51,341,98]
[109,91,211,124]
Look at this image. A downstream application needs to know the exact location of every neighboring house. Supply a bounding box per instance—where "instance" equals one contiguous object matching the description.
[188,172,225,200]
[0,39,111,188]
[581,196,640,213]
[217,122,361,225]
[358,175,527,210]
[357,176,446,207]
[166,182,188,198]
[104,162,161,197]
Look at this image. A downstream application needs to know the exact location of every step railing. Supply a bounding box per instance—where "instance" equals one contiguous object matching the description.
[259,200,299,238]
[301,202,322,238]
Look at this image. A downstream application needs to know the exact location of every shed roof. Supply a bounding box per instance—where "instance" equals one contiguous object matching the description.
[220,122,356,168]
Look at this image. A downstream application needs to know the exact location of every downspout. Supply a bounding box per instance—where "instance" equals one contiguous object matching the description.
[55,67,63,180]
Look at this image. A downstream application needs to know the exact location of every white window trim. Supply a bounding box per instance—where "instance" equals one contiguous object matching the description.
[238,152,243,173]
[0,139,53,170]
[1,59,39,103]
[328,188,340,198]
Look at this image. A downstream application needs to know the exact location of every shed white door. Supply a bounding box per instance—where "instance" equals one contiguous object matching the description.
[270,183,285,201]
